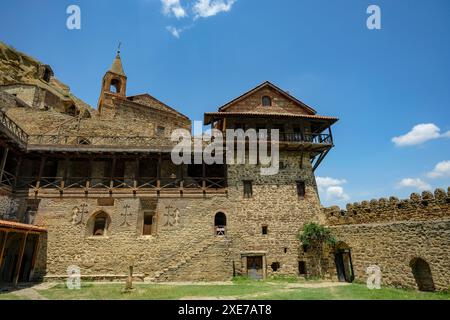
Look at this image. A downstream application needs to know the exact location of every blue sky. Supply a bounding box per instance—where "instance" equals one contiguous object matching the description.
[1,0,449,206]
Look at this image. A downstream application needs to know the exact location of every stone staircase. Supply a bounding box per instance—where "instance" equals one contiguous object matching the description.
[145,236,225,282]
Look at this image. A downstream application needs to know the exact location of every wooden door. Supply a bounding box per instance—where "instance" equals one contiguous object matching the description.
[247,256,263,280]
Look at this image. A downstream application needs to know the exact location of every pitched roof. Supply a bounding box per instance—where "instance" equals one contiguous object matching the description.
[127,93,190,121]
[219,81,317,114]
[109,53,126,77]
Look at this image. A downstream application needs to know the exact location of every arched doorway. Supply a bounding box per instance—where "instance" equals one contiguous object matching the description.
[214,212,226,236]
[334,242,354,283]
[410,258,435,292]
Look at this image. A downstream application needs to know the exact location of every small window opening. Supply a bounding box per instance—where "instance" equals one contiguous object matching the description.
[157,126,165,135]
[143,212,154,236]
[262,225,268,235]
[262,96,272,107]
[296,181,306,198]
[271,262,280,272]
[243,180,253,199]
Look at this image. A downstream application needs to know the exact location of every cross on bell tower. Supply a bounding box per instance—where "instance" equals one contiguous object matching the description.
[97,43,128,118]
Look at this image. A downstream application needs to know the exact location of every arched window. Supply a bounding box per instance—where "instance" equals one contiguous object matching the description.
[110,79,121,93]
[410,258,435,292]
[90,212,110,237]
[262,96,272,107]
[214,212,227,236]
[65,105,79,117]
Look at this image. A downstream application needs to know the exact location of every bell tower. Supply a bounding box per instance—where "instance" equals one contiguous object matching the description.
[98,45,127,118]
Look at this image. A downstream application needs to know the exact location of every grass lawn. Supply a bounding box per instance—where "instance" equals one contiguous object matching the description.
[1,279,449,300]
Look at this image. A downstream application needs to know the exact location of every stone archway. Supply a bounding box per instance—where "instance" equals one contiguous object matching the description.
[410,258,435,292]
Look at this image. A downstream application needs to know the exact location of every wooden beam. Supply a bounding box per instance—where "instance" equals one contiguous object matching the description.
[202,162,206,190]
[313,149,330,172]
[0,231,9,273]
[134,158,139,188]
[157,153,162,189]
[28,235,40,282]
[0,147,9,184]
[14,156,22,188]
[61,157,69,189]
[110,157,116,189]
[13,232,28,287]
[35,157,46,189]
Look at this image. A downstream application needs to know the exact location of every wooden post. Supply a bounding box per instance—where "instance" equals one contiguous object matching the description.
[202,162,206,190]
[328,126,334,145]
[0,147,9,184]
[61,157,69,190]
[157,153,162,189]
[0,231,9,272]
[13,232,28,287]
[35,157,46,190]
[86,158,93,189]
[134,158,139,189]
[110,157,116,189]
[14,156,22,188]
[28,235,40,282]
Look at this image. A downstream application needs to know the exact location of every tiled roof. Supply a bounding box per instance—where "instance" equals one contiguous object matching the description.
[204,111,338,125]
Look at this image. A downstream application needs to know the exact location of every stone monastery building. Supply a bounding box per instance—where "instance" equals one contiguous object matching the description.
[0,42,448,291]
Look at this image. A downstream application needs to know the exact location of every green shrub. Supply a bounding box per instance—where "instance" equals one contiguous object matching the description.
[298,222,337,247]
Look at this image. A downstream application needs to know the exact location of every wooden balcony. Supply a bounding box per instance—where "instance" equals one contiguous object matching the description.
[13,176,228,196]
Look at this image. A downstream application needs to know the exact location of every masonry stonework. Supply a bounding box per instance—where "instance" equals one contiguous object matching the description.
[0,41,448,292]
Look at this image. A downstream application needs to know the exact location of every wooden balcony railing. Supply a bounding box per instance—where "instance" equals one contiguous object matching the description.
[0,109,29,144]
[225,132,333,145]
[13,176,227,192]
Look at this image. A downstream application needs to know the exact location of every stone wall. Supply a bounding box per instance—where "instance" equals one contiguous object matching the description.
[227,150,323,278]
[322,188,450,291]
[23,150,324,282]
[323,188,450,226]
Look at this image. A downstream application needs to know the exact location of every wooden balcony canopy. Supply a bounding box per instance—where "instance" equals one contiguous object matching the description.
[0,220,46,234]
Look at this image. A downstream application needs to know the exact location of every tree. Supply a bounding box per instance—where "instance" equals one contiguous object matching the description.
[298,222,337,278]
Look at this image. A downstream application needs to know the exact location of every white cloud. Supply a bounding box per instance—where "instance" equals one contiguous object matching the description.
[316,177,349,202]
[193,0,236,19]
[316,177,347,191]
[326,186,350,202]
[392,123,450,147]
[397,178,431,191]
[161,0,187,18]
[427,160,450,179]
[166,26,182,38]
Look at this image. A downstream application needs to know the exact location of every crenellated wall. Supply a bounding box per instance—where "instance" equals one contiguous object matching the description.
[322,187,450,291]
[323,188,450,226]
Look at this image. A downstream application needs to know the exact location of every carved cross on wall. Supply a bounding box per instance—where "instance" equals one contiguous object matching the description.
[79,203,88,224]
[121,204,131,226]
[164,205,180,227]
